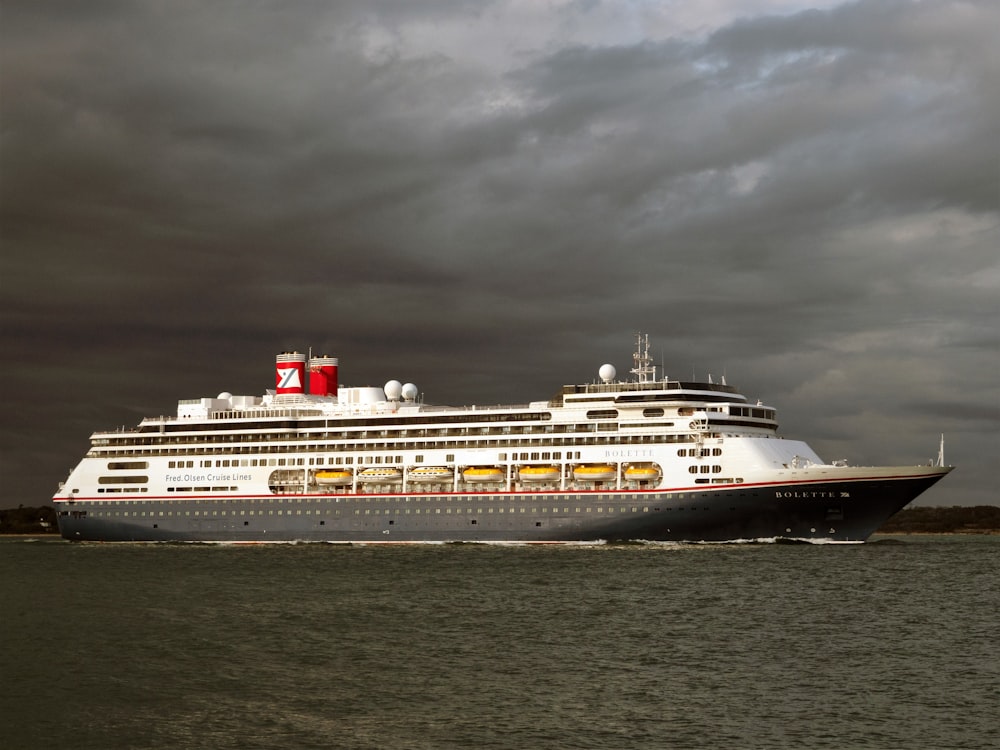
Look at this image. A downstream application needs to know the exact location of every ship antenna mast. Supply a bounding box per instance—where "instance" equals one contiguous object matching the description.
[631,332,656,383]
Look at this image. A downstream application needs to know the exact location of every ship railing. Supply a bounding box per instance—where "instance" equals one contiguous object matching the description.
[562,380,740,395]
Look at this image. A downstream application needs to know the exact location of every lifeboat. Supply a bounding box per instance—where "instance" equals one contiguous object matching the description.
[573,464,617,482]
[314,469,353,486]
[518,465,560,483]
[357,467,403,483]
[462,467,505,483]
[408,466,454,483]
[624,463,661,482]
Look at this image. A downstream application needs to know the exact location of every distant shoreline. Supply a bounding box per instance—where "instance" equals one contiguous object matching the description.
[873,530,999,536]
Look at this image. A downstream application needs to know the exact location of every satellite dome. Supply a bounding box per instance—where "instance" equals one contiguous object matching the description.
[217,391,233,401]
[599,364,616,383]
[384,380,403,400]
[401,383,419,401]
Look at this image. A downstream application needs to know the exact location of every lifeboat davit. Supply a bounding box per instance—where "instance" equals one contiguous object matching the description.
[573,464,617,482]
[358,467,403,483]
[314,469,353,486]
[518,466,560,483]
[408,466,454,483]
[624,464,661,482]
[463,467,505,483]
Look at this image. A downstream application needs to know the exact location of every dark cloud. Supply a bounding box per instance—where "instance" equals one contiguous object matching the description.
[2,0,997,507]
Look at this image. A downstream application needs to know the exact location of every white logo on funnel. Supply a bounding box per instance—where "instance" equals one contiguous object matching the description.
[277,367,301,389]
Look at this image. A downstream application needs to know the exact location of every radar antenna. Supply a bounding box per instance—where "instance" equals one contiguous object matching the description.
[631,333,656,383]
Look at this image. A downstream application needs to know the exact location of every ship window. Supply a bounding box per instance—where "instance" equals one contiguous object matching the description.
[642,408,665,418]
[587,409,618,420]
[98,475,148,484]
[108,461,148,469]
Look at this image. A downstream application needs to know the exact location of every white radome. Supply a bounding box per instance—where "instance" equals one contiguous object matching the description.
[384,380,403,400]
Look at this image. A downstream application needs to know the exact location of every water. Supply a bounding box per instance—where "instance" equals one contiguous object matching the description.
[2,536,997,749]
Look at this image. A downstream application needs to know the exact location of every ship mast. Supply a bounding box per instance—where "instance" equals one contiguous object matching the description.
[631,332,656,383]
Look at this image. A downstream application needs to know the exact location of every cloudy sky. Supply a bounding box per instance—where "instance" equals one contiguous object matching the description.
[2,0,997,508]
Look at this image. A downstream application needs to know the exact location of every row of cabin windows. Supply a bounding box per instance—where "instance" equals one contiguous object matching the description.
[91,432,718,458]
[166,454,573,469]
[87,506,652,518]
[94,416,751,448]
[83,490,749,508]
[107,422,607,445]
[84,501,760,520]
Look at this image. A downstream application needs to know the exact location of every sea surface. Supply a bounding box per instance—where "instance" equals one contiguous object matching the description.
[2,536,997,750]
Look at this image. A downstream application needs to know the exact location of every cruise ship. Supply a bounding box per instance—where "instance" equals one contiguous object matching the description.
[53,335,951,543]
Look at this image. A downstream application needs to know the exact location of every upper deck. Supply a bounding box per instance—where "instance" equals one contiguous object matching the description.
[87,334,774,449]
[558,379,745,406]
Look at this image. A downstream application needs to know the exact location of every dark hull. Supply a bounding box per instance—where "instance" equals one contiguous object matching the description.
[56,471,948,544]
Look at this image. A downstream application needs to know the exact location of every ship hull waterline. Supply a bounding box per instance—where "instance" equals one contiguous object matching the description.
[55,469,949,544]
